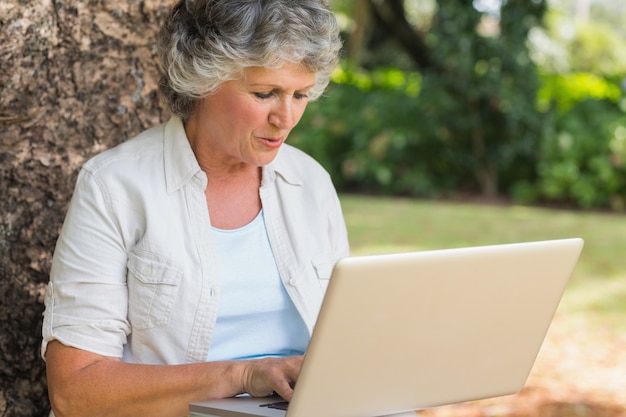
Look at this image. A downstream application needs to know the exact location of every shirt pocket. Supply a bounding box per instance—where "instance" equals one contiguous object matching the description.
[311,255,335,292]
[127,250,183,330]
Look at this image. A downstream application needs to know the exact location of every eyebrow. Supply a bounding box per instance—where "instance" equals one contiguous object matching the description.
[247,83,317,91]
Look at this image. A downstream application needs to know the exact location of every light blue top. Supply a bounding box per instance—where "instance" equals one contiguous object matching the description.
[207,210,309,361]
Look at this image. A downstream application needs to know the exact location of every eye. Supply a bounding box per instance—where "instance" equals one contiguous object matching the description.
[294,92,309,100]
[254,92,274,100]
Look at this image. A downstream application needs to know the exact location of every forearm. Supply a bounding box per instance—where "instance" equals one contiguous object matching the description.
[46,341,246,417]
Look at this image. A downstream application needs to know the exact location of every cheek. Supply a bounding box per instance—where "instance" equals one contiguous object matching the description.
[213,92,265,126]
[238,102,269,126]
[293,102,309,125]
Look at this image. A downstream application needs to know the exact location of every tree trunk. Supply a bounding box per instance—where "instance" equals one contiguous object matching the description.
[345,0,370,67]
[0,1,171,415]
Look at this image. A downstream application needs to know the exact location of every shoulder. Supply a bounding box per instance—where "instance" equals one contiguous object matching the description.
[82,123,166,176]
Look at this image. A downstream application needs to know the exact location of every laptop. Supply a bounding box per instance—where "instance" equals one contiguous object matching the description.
[190,238,584,417]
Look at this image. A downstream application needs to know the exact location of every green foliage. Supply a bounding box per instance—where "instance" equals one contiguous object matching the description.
[536,5,626,78]
[297,1,548,199]
[292,1,626,211]
[417,2,545,196]
[292,68,443,196]
[569,21,626,77]
[331,65,421,97]
[295,62,626,210]
[513,71,626,210]
[538,73,622,111]
[513,99,626,209]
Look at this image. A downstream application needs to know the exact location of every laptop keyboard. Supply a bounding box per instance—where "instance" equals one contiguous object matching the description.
[259,401,289,410]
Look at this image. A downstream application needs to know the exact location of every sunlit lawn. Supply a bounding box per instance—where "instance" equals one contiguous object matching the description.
[340,194,626,334]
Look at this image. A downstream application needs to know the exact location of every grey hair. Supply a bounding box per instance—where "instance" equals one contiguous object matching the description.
[158,0,342,121]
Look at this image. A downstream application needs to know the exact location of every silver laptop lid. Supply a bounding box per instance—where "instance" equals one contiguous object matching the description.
[190,238,584,417]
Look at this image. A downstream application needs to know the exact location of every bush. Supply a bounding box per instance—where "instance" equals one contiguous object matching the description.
[513,98,626,209]
[291,68,448,197]
[292,64,626,211]
[538,73,622,112]
[291,62,543,199]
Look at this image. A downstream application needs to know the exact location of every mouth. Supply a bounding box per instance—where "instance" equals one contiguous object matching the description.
[257,136,284,149]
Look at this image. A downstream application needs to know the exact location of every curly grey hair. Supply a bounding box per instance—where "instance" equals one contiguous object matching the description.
[158,0,342,121]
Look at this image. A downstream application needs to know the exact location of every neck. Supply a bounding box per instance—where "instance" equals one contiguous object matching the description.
[184,114,257,181]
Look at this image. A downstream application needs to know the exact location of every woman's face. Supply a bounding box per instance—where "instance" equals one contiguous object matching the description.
[186,62,316,171]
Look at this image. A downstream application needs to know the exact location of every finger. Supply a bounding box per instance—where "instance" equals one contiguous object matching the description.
[273,356,303,401]
[272,377,296,401]
[284,355,304,380]
[243,356,303,399]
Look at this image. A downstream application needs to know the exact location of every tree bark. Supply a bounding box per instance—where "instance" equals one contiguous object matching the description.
[0,1,172,415]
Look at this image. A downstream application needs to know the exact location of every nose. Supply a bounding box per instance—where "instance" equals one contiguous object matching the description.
[269,98,296,130]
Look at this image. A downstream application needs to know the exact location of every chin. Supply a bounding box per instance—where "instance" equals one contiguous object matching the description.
[255,150,281,166]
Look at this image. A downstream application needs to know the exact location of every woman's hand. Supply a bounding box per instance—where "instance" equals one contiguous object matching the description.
[241,355,304,401]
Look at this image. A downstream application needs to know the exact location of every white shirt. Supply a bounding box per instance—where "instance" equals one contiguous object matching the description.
[42,116,350,365]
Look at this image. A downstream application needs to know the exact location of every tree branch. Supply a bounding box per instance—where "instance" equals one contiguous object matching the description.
[367,0,434,70]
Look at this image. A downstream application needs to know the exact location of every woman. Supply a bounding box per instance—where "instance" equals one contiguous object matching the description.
[41,1,348,416]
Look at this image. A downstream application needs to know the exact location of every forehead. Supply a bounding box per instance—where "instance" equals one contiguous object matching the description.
[241,62,316,89]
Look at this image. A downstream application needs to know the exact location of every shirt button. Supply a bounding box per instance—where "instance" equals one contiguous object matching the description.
[140,265,151,276]
[289,278,297,286]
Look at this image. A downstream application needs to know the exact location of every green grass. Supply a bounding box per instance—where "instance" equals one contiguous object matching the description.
[340,194,626,332]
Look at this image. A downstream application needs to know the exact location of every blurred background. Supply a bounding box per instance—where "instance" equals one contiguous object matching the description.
[1,0,625,416]
[293,0,626,212]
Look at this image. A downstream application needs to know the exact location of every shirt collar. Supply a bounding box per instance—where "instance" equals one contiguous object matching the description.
[164,117,206,194]
[263,145,304,188]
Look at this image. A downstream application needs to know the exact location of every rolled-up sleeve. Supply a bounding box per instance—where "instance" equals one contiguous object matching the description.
[42,167,131,359]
